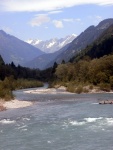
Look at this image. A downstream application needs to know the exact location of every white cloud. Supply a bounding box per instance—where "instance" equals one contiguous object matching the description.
[48,10,63,14]
[53,20,64,28]
[63,18,81,22]
[63,19,74,22]
[29,14,50,27]
[75,18,81,22]
[0,0,113,12]
[29,15,82,28]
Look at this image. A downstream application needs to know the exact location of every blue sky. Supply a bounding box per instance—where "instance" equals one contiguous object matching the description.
[0,0,113,40]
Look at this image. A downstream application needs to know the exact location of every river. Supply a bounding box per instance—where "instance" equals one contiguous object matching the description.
[0,85,113,150]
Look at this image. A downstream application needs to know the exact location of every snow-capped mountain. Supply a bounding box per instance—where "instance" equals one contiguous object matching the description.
[26,34,77,53]
[24,19,113,70]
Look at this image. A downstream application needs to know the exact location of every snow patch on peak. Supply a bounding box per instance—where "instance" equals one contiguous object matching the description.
[72,33,77,37]
[59,34,77,47]
[26,34,77,53]
[26,39,42,45]
[26,39,33,44]
[46,41,56,48]
[35,40,42,45]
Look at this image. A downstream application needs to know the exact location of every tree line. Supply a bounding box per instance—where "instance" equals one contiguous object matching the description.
[52,25,113,93]
[54,54,113,93]
[0,24,113,98]
[0,56,43,100]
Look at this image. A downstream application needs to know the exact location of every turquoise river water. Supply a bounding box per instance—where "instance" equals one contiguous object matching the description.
[0,85,113,150]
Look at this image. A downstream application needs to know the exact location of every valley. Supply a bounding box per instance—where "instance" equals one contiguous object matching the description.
[0,18,113,102]
[0,1,113,149]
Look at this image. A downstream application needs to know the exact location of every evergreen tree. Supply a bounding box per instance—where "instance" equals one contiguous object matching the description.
[61,60,65,64]
[0,55,5,66]
[51,62,58,74]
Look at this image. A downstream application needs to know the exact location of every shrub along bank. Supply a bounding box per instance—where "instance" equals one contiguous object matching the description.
[53,55,113,94]
[0,76,43,101]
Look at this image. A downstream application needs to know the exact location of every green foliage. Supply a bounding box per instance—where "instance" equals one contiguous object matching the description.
[54,54,113,92]
[51,25,113,93]
[51,62,58,74]
[99,83,111,92]
[71,25,113,63]
[96,72,108,83]
[67,83,89,94]
[76,60,89,82]
[0,60,41,81]
[61,60,65,64]
[67,83,75,93]
[0,56,43,100]
[0,78,14,100]
[55,64,69,81]
[109,76,113,89]
[0,77,43,101]
[83,88,89,93]
[15,79,43,89]
[89,85,93,90]
[75,86,83,94]
[0,55,5,66]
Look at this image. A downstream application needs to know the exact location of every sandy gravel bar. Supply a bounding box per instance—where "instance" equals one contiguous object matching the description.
[3,99,32,109]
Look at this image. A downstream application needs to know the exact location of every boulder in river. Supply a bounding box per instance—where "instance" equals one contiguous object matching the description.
[99,100,113,104]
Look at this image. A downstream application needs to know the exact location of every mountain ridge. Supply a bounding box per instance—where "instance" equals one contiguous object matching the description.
[71,24,113,62]
[0,18,113,70]
[26,34,77,53]
[0,30,44,65]
[25,18,113,70]
[52,18,113,64]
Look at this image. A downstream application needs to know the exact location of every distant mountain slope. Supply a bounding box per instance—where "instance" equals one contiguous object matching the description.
[24,44,69,70]
[71,24,113,62]
[0,30,44,65]
[24,19,113,70]
[26,34,77,53]
[53,18,113,64]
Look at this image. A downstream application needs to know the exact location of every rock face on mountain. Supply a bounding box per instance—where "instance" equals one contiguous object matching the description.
[0,30,43,65]
[25,18,113,70]
[26,34,77,53]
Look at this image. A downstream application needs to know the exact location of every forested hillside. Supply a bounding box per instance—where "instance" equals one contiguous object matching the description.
[52,25,113,93]
[0,57,43,100]
[1,20,113,99]
[52,19,113,64]
[70,25,113,62]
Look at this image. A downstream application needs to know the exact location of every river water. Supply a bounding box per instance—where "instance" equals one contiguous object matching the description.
[0,85,113,150]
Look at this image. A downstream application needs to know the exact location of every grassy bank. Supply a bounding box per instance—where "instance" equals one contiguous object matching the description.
[0,76,43,101]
